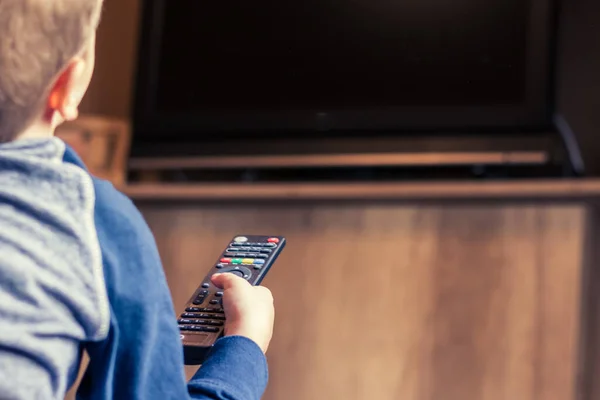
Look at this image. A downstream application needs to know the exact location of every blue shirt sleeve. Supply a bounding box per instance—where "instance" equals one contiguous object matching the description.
[188,336,269,398]
[75,175,269,400]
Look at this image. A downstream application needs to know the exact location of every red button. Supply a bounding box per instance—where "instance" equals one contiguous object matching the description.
[220,258,232,263]
[267,238,280,243]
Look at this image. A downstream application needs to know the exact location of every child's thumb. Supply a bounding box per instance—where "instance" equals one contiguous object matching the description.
[211,272,249,290]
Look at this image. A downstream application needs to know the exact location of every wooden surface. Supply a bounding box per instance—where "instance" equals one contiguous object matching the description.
[124,179,600,201]
[129,151,548,170]
[136,203,586,400]
[581,205,600,400]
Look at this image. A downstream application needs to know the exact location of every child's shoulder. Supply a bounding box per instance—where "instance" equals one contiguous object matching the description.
[91,176,155,244]
[61,142,148,234]
[92,177,142,223]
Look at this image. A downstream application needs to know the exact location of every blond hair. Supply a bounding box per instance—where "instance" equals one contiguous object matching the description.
[0,0,103,142]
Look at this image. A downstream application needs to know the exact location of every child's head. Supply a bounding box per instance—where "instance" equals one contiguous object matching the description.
[0,0,104,143]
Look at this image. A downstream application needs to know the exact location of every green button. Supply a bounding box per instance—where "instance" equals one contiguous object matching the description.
[232,258,242,264]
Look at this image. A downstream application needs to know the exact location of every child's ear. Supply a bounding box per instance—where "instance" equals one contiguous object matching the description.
[47,58,87,123]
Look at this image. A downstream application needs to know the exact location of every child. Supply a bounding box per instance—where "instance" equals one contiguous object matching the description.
[0,1,275,399]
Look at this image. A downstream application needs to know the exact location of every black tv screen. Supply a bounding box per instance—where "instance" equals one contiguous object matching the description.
[133,0,555,144]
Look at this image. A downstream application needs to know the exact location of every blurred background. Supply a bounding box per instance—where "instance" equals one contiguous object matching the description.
[66,0,600,399]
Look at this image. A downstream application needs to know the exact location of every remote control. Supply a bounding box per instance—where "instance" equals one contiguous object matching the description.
[178,235,286,365]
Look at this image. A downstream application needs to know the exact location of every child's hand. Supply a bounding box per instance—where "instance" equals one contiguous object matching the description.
[210,273,275,354]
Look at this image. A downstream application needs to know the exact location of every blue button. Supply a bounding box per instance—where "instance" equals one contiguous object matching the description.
[254,259,265,265]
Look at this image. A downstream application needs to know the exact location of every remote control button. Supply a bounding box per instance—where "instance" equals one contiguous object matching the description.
[242,259,254,264]
[189,326,204,332]
[240,246,251,251]
[193,313,224,320]
[182,313,197,318]
[249,247,261,251]
[216,264,226,269]
[228,270,245,278]
[192,290,208,306]
[230,242,243,246]
[178,319,193,324]
[209,299,220,305]
[253,265,262,270]
[220,258,232,263]
[215,291,223,297]
[220,266,252,279]
[254,259,265,264]
[193,291,208,304]
[226,248,238,252]
[202,283,210,288]
[264,243,277,248]
[256,254,268,259]
[232,258,242,264]
[224,253,236,257]
[268,238,280,243]
[206,321,224,326]
[199,308,222,313]
[179,326,193,331]
[246,253,259,257]
[185,307,201,312]
[234,236,248,243]
[259,249,272,254]
[234,253,247,258]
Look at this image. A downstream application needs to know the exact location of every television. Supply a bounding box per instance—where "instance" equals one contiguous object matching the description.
[131,0,557,157]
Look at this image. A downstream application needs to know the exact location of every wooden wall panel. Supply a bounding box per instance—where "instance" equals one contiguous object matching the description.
[132,203,585,400]
[580,205,600,400]
[80,0,140,118]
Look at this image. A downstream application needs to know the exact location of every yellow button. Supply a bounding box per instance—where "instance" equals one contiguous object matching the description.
[242,259,254,264]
